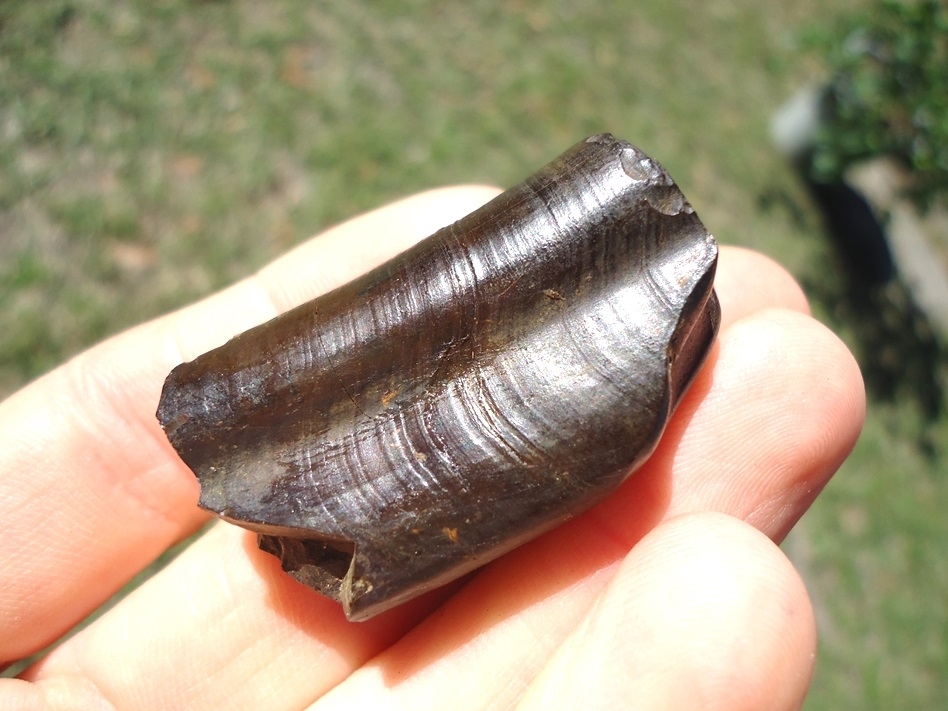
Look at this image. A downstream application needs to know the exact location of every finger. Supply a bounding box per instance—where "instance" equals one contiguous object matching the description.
[305,309,862,710]
[16,523,458,711]
[22,294,861,709]
[646,309,865,541]
[0,185,501,662]
[518,512,816,711]
[715,246,810,326]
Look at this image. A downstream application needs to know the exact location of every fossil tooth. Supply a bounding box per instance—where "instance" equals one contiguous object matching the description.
[156,134,720,621]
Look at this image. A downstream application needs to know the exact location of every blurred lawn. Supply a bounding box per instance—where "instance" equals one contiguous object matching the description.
[1,0,945,707]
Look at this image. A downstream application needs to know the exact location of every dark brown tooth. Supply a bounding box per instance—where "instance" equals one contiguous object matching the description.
[156,133,720,621]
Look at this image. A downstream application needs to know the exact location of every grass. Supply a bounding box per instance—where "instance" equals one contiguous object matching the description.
[1,0,945,707]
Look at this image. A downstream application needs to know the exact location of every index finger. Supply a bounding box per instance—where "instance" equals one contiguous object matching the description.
[0,186,501,663]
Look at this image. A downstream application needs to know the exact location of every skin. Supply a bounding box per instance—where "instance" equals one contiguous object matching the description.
[0,186,864,710]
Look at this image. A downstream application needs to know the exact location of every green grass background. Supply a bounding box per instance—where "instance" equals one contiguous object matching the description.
[1,0,945,707]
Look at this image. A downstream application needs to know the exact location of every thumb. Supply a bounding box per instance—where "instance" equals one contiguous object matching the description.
[518,512,816,711]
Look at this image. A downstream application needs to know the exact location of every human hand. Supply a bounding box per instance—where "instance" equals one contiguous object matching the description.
[0,186,864,710]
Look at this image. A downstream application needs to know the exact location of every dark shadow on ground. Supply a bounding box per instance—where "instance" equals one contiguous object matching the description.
[804,273,945,424]
[759,180,947,448]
